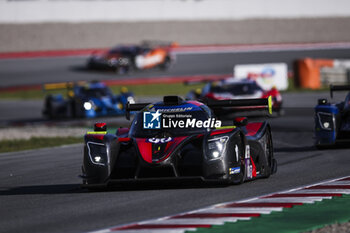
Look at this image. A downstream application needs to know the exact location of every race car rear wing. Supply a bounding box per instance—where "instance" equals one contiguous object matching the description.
[141,40,178,48]
[330,84,350,98]
[125,102,152,120]
[206,96,272,115]
[43,81,86,91]
[125,96,272,120]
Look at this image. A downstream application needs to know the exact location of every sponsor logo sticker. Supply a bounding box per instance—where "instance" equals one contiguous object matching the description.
[146,137,173,144]
[229,167,241,174]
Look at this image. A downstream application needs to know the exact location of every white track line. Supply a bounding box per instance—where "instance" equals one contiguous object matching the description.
[293,189,350,194]
[198,207,281,214]
[249,197,324,203]
[146,218,242,225]
[110,230,193,233]
[319,181,350,185]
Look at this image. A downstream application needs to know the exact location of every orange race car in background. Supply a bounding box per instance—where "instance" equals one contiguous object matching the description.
[87,40,177,74]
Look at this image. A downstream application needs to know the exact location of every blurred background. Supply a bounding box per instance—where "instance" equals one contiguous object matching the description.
[1,0,350,147]
[1,0,350,52]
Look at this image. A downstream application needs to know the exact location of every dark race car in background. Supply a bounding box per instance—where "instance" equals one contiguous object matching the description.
[315,85,350,148]
[81,95,277,189]
[87,41,177,74]
[186,78,283,115]
[42,81,135,119]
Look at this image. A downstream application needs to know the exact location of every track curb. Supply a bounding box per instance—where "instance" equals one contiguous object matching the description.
[89,175,350,233]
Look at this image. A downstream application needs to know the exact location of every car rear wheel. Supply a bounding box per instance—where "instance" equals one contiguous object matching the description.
[70,98,84,118]
[116,66,130,75]
[159,56,171,70]
[43,95,54,119]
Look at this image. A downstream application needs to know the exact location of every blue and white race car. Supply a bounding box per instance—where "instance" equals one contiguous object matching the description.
[42,81,135,119]
[315,85,350,148]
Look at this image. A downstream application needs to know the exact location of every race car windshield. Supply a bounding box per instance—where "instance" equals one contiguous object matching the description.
[211,83,262,95]
[130,110,210,138]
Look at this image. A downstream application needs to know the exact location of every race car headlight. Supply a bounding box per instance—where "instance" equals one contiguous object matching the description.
[317,112,334,130]
[84,101,97,111]
[127,96,135,104]
[118,57,129,65]
[84,102,92,110]
[94,156,101,162]
[207,136,229,160]
[87,142,108,166]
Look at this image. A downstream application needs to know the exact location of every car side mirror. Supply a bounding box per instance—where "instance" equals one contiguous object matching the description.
[234,117,248,127]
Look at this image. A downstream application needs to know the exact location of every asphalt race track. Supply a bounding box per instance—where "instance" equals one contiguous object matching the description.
[1,49,350,233]
[2,101,350,233]
[1,47,350,87]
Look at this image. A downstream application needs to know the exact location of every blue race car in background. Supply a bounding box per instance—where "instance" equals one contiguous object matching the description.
[315,85,350,148]
[42,81,135,119]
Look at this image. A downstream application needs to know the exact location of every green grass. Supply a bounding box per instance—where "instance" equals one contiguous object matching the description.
[0,83,205,99]
[0,89,46,99]
[0,136,83,153]
[110,83,204,96]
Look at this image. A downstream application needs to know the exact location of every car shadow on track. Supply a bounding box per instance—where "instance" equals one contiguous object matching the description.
[69,65,117,75]
[0,184,84,196]
[275,146,316,153]
[69,64,169,76]
[0,181,229,195]
[103,181,229,193]
[275,143,350,153]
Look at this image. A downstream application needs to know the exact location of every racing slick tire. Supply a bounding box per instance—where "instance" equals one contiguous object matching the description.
[70,98,85,118]
[43,95,54,119]
[86,59,94,70]
[259,128,276,178]
[315,144,332,150]
[81,166,107,191]
[159,56,171,70]
[115,65,130,75]
[227,134,246,185]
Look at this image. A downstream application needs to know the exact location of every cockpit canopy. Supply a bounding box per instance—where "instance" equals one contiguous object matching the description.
[129,101,214,138]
